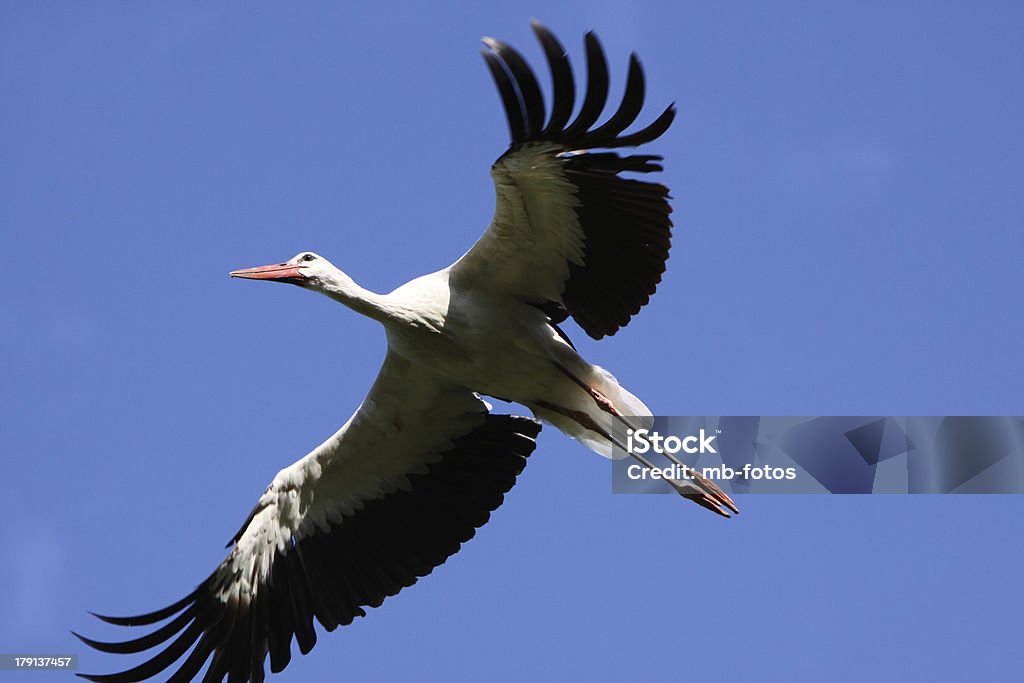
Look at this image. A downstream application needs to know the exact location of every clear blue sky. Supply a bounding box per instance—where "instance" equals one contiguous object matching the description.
[2,2,1022,681]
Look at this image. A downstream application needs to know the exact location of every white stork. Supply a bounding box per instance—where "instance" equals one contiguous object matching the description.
[76,21,737,683]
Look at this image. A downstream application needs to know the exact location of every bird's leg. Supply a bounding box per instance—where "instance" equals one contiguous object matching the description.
[535,400,616,443]
[589,387,622,416]
[535,399,736,516]
[550,361,623,417]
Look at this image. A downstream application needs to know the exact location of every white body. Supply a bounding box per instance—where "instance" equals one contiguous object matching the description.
[383,267,648,456]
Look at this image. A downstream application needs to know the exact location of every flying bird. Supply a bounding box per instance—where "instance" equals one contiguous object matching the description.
[77,21,737,683]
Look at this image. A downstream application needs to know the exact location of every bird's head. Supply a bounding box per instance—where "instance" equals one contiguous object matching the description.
[229,251,338,289]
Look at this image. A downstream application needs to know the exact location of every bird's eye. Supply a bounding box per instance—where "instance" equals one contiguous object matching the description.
[301,253,316,263]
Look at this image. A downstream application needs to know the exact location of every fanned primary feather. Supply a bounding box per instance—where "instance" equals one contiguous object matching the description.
[77,22,735,683]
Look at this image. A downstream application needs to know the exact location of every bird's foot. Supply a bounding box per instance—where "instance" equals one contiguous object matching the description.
[628,450,739,518]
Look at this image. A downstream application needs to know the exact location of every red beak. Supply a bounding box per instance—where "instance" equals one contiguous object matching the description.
[229,263,307,282]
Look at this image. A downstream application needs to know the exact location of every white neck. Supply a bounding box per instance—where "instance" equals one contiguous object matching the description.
[318,270,401,326]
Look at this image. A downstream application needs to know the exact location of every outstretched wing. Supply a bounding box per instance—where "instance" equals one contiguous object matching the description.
[76,351,541,683]
[450,21,675,339]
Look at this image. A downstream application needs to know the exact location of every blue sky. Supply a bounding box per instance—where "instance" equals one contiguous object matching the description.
[2,2,1023,681]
